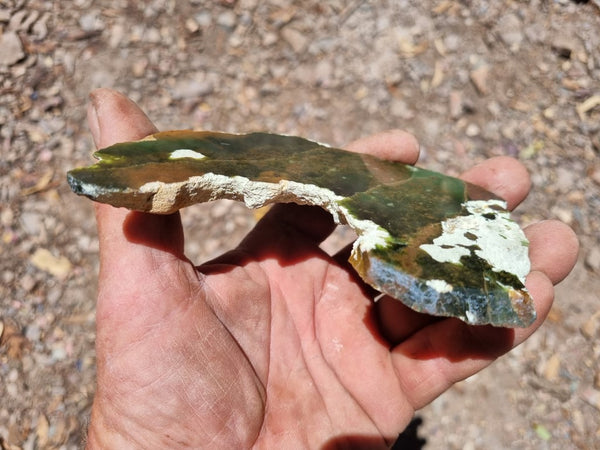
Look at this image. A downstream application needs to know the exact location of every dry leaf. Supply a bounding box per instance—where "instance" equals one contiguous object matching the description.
[398,37,428,58]
[577,95,600,121]
[543,354,561,382]
[0,318,29,360]
[36,413,49,448]
[432,1,458,15]
[30,248,72,279]
[431,61,444,89]
[21,170,54,196]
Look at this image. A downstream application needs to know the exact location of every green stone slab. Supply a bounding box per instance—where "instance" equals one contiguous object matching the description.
[67,131,535,327]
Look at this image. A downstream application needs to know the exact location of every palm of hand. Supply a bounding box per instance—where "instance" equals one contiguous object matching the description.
[86,89,577,449]
[94,205,418,448]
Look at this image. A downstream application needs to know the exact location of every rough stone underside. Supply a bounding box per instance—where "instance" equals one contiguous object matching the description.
[67,130,535,327]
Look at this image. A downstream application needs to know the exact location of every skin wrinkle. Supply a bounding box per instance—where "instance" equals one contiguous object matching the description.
[199,264,271,385]
[174,328,258,447]
[313,268,391,440]
[100,291,204,388]
[259,281,320,444]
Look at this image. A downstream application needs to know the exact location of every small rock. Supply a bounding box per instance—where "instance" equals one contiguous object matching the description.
[449,90,463,118]
[281,26,308,53]
[580,309,600,338]
[555,167,576,193]
[580,387,600,411]
[0,31,25,66]
[465,123,480,137]
[542,354,561,382]
[6,382,18,397]
[25,324,40,342]
[171,77,214,100]
[79,12,104,32]
[185,17,199,34]
[145,27,162,44]
[195,11,212,28]
[262,31,278,46]
[31,13,50,40]
[585,247,600,271]
[108,22,126,48]
[210,200,232,219]
[313,59,333,87]
[496,13,524,52]
[390,98,415,119]
[551,31,583,60]
[589,164,600,186]
[30,248,72,279]
[8,9,27,30]
[470,65,489,95]
[20,274,36,292]
[443,34,461,53]
[0,319,29,359]
[51,343,67,361]
[217,10,237,30]
[131,58,148,78]
[0,9,11,22]
[551,206,573,225]
[20,211,43,236]
[36,413,49,448]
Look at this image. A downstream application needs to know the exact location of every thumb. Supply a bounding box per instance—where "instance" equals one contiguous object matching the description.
[89,89,191,330]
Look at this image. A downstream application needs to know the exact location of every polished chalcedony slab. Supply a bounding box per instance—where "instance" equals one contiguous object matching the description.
[67,131,535,327]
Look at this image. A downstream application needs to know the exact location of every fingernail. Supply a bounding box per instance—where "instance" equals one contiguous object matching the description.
[87,91,101,147]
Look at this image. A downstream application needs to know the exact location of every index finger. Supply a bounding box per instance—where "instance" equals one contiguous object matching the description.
[460,156,531,210]
[344,129,421,164]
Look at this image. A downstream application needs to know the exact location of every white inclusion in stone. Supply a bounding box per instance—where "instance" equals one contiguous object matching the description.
[425,279,454,293]
[420,199,530,282]
[465,310,477,323]
[169,149,206,160]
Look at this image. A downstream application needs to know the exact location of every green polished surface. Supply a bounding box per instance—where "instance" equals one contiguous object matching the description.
[67,131,535,327]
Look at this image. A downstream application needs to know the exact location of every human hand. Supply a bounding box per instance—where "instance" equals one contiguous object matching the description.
[85,89,578,449]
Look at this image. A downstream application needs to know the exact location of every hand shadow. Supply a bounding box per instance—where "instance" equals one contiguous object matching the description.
[321,416,426,450]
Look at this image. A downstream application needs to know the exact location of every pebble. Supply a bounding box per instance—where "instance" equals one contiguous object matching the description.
[551,35,579,59]
[0,9,10,22]
[542,354,561,382]
[496,13,524,52]
[580,310,600,339]
[390,98,415,120]
[580,387,600,411]
[281,26,309,53]
[20,274,36,293]
[449,90,463,118]
[31,13,49,40]
[195,11,212,28]
[217,10,237,30]
[0,31,25,66]
[589,164,600,186]
[79,12,104,32]
[25,324,41,342]
[585,247,600,272]
[465,123,480,137]
[20,211,43,236]
[470,65,489,95]
[555,166,577,193]
[171,77,215,100]
[262,31,278,46]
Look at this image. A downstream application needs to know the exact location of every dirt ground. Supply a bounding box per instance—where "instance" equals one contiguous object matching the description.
[1,0,599,448]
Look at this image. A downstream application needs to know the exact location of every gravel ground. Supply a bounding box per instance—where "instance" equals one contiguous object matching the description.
[1,0,599,448]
